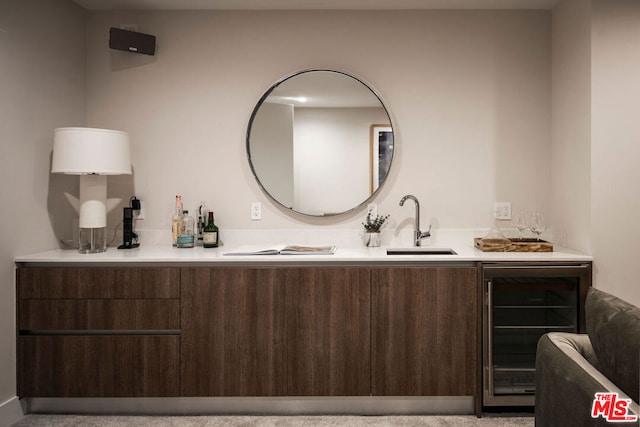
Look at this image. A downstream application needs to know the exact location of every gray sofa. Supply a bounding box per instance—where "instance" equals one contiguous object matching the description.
[535,288,640,426]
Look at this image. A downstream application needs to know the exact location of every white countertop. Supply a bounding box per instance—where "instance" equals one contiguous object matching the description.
[15,243,593,265]
[15,228,593,265]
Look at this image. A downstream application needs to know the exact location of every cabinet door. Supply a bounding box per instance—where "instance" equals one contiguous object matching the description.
[286,268,370,396]
[180,267,371,397]
[180,267,287,396]
[372,267,478,396]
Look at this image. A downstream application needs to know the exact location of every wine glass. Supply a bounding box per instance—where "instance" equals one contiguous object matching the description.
[514,212,528,240]
[528,212,546,241]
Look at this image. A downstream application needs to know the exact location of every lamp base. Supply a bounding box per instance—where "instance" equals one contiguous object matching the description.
[79,227,107,253]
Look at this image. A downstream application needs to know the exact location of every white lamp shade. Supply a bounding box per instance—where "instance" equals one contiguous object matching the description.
[52,127,131,175]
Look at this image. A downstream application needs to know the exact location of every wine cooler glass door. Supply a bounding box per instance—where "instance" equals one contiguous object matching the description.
[482,264,589,407]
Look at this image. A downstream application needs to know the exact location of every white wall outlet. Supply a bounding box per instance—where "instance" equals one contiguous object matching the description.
[251,202,262,220]
[494,202,512,220]
[133,204,145,220]
[367,203,378,218]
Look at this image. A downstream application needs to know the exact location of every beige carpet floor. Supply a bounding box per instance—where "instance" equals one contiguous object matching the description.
[12,414,534,427]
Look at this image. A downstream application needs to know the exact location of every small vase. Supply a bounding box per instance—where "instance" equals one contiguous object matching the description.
[364,232,381,247]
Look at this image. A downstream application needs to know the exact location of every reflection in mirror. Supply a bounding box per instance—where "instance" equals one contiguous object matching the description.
[247,70,394,216]
[371,124,393,193]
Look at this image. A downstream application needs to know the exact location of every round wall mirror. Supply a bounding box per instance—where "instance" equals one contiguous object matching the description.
[247,69,394,217]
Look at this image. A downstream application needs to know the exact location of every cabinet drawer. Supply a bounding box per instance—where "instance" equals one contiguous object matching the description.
[18,335,180,397]
[17,267,180,299]
[18,299,180,330]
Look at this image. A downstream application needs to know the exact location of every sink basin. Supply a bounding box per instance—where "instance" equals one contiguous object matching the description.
[386,248,458,255]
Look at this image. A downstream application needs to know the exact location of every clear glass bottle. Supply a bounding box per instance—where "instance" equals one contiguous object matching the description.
[480,218,512,250]
[203,211,219,248]
[177,210,195,248]
[171,195,183,247]
[197,201,209,245]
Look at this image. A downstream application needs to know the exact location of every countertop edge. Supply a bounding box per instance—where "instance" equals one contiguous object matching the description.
[14,245,594,266]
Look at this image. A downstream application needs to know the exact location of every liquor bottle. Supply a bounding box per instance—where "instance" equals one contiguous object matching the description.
[171,195,183,246]
[197,201,209,245]
[177,210,195,248]
[203,211,219,248]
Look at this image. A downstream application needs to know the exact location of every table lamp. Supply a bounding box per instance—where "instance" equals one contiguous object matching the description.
[52,127,131,253]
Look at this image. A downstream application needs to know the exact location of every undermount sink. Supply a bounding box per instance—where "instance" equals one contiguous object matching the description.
[386,248,458,255]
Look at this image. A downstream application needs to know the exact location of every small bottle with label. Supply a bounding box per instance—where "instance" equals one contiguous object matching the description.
[196,201,209,246]
[171,195,183,247]
[177,210,195,248]
[203,211,219,248]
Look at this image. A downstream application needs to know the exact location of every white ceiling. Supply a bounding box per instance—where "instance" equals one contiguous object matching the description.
[73,0,560,11]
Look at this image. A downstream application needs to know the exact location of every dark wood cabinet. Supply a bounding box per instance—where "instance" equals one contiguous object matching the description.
[371,266,479,397]
[180,267,286,396]
[18,299,179,330]
[180,267,370,396]
[285,268,371,396]
[16,264,483,403]
[17,267,181,398]
[19,335,179,397]
[17,267,180,299]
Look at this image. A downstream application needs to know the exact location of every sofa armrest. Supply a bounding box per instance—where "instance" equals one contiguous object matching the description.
[535,332,639,426]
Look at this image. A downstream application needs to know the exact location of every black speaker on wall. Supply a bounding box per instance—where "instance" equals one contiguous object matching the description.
[109,27,156,56]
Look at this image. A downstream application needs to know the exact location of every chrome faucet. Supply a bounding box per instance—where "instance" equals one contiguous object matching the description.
[399,194,432,247]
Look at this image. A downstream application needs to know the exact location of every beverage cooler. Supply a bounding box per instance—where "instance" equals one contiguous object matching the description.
[481,263,591,407]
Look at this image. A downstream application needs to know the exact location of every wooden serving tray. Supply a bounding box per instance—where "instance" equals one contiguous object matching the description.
[474,237,553,252]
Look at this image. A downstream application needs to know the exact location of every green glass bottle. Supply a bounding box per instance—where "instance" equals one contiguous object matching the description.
[203,211,219,248]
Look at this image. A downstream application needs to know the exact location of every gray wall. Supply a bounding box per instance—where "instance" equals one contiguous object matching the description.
[551,0,591,255]
[590,0,640,305]
[0,0,86,419]
[85,10,551,232]
[551,0,640,306]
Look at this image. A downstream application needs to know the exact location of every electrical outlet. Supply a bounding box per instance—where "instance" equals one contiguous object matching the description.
[133,204,145,220]
[131,197,143,220]
[494,202,512,220]
[251,202,262,220]
[367,203,378,218]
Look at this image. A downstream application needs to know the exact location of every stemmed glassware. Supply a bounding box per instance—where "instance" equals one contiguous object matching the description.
[514,212,528,240]
[528,212,546,241]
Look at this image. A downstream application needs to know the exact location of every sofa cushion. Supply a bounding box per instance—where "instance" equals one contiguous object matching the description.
[586,288,640,402]
[535,333,637,426]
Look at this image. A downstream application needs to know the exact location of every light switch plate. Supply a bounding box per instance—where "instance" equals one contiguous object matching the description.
[251,202,262,220]
[494,202,512,220]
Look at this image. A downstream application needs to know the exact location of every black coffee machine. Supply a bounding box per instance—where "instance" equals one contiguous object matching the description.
[118,197,140,249]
